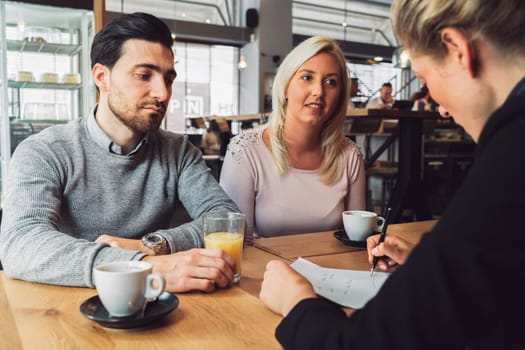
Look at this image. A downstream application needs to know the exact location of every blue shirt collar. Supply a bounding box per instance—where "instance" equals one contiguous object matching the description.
[86,105,148,156]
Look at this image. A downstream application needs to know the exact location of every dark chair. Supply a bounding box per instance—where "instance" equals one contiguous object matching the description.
[348,117,382,134]
[203,155,223,181]
[366,161,398,213]
[346,117,383,162]
[219,132,231,157]
[187,133,203,149]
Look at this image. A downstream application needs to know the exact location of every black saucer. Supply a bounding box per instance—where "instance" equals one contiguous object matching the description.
[333,230,367,249]
[79,292,179,329]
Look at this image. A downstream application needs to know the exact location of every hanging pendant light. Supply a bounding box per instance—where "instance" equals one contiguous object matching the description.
[238,54,248,70]
[238,25,248,70]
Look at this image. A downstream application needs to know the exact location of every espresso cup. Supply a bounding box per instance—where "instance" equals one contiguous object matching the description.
[94,261,165,317]
[342,210,385,241]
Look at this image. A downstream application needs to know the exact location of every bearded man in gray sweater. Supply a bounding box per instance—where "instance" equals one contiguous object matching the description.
[0,12,240,293]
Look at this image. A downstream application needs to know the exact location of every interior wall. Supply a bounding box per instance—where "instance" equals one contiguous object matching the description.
[239,0,292,114]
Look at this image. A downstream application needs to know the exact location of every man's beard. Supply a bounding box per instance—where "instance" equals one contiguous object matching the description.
[108,95,166,134]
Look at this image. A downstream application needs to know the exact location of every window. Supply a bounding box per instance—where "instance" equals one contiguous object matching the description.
[163,42,239,133]
[348,62,402,104]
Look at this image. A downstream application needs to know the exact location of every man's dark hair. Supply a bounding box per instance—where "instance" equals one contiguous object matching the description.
[382,82,393,88]
[90,12,173,69]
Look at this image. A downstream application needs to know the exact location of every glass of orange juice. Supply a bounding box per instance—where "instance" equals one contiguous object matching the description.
[203,212,245,283]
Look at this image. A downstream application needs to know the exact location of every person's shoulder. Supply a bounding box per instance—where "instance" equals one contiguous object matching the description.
[226,128,264,161]
[10,119,87,164]
[229,128,262,149]
[342,137,363,158]
[22,118,84,148]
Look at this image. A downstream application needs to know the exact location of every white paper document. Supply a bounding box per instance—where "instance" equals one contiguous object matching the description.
[290,257,390,309]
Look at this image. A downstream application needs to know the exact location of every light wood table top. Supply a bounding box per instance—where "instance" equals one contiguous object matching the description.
[307,250,371,272]
[383,219,436,244]
[238,244,286,297]
[0,246,283,350]
[254,230,363,261]
[254,220,437,261]
[0,221,437,349]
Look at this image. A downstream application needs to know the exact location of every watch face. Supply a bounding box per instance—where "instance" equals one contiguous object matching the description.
[143,234,169,255]
[148,234,162,243]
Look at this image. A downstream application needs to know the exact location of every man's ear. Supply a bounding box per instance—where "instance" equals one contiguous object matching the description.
[92,63,110,92]
[440,27,479,77]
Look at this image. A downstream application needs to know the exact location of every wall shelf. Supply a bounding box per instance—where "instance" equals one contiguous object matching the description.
[8,80,82,90]
[6,40,81,56]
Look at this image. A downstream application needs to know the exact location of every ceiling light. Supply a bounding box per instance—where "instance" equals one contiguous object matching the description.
[373,56,383,62]
[238,55,248,70]
[17,20,26,33]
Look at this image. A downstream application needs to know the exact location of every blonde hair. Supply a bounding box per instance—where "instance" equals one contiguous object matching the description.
[267,35,350,185]
[392,0,525,59]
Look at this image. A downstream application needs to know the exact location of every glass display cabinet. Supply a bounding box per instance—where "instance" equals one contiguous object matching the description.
[0,1,95,199]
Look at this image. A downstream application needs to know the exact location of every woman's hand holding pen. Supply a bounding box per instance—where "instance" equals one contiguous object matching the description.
[366,235,414,272]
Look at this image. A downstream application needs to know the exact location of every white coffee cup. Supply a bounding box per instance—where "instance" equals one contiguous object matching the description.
[342,210,386,241]
[94,261,165,317]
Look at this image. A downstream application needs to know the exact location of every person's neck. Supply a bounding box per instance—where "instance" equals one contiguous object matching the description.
[283,120,321,151]
[464,43,525,142]
[95,101,144,154]
[283,120,322,169]
[489,66,525,110]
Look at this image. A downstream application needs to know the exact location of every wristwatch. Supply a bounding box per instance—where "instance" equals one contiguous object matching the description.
[141,233,170,255]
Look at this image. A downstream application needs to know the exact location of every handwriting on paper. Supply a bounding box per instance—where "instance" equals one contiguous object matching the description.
[291,257,390,309]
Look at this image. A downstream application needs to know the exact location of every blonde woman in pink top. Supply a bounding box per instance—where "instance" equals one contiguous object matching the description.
[220,36,366,244]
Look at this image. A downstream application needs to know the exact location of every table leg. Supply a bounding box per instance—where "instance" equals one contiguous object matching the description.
[390,118,432,222]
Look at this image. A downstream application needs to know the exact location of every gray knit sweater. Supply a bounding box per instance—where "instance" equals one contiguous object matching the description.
[0,115,238,287]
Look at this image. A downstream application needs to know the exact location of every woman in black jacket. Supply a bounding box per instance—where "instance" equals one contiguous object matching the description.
[259,0,525,349]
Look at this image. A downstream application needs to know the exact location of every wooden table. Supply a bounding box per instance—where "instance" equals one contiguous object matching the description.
[254,230,363,261]
[0,246,284,350]
[254,220,437,261]
[0,221,436,349]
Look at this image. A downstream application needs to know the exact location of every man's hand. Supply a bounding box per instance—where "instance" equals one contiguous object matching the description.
[96,235,236,293]
[143,248,236,293]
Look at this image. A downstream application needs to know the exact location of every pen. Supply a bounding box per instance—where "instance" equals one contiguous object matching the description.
[370,207,392,277]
